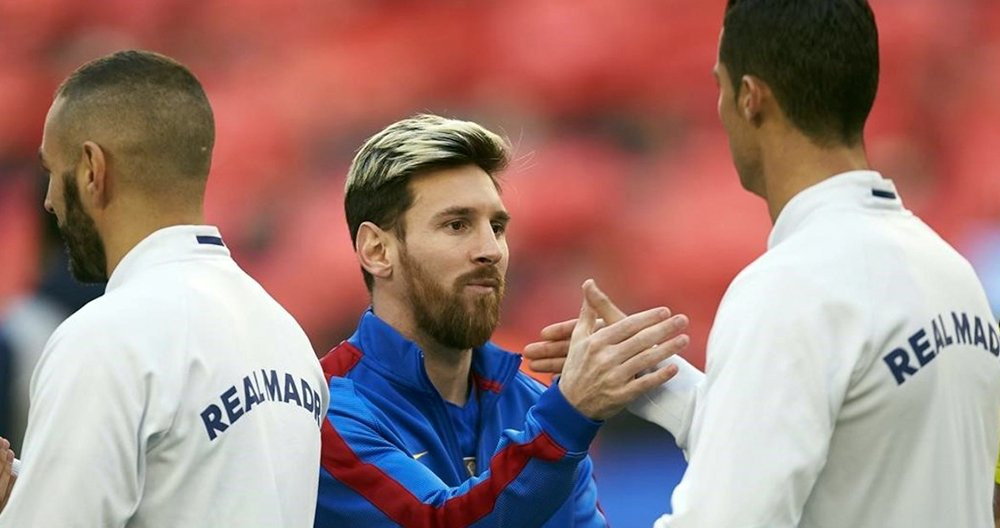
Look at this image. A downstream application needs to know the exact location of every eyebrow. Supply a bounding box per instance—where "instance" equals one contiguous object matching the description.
[432,206,511,223]
[493,211,511,223]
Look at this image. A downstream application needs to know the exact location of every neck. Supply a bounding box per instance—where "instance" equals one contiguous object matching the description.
[101,201,205,277]
[422,347,473,405]
[759,131,870,223]
[371,291,472,405]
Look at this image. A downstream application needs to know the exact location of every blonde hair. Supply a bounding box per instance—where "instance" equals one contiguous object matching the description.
[346,114,508,192]
[344,114,510,290]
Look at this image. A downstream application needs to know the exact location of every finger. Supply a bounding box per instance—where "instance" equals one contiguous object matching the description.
[523,340,570,360]
[592,306,671,347]
[570,280,599,343]
[584,280,651,325]
[538,319,578,341]
[539,318,606,343]
[582,279,627,324]
[527,357,567,374]
[620,333,690,378]
[0,443,9,475]
[626,361,682,395]
[613,313,689,357]
[0,449,11,509]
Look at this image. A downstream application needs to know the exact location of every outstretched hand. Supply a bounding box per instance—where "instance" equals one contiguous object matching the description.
[555,279,690,420]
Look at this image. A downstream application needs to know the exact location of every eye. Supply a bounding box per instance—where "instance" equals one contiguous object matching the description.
[491,221,506,235]
[446,219,469,232]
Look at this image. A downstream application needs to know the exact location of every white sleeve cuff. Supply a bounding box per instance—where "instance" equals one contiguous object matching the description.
[627,354,704,449]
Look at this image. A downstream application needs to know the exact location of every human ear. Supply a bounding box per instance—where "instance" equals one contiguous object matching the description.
[739,75,767,126]
[79,140,109,208]
[356,222,394,281]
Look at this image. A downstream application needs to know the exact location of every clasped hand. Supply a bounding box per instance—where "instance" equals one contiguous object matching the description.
[538,279,690,421]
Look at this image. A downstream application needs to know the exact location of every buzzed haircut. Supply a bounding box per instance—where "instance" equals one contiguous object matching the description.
[344,114,510,291]
[55,49,214,182]
[721,0,879,146]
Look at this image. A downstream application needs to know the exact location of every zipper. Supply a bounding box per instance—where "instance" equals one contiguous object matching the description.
[473,356,518,475]
[418,351,467,481]
[476,388,496,474]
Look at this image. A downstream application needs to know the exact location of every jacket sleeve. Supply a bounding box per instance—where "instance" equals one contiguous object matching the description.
[570,455,609,527]
[626,355,704,452]
[652,271,860,527]
[0,320,145,527]
[315,379,601,528]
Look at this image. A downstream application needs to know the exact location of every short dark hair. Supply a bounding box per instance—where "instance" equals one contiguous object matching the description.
[720,0,879,146]
[344,114,509,291]
[55,49,214,181]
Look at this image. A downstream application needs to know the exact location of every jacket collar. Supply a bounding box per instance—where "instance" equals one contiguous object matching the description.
[106,225,229,293]
[768,170,905,250]
[348,309,522,396]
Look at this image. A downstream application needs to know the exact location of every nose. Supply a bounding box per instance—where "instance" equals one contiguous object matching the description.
[472,222,503,265]
[43,178,55,214]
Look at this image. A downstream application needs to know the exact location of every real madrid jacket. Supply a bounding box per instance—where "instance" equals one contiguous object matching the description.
[631,171,1000,527]
[0,226,327,528]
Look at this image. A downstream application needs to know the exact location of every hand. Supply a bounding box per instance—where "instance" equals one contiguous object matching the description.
[0,437,16,513]
[557,279,690,420]
[524,286,689,375]
[523,318,601,374]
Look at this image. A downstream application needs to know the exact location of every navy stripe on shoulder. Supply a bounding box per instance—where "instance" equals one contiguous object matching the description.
[196,235,225,246]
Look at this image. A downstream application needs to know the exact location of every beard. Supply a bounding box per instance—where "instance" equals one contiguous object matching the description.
[59,170,108,283]
[399,246,505,351]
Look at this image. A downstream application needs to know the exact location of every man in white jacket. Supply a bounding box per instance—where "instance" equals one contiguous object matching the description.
[0,50,327,527]
[526,1,1000,526]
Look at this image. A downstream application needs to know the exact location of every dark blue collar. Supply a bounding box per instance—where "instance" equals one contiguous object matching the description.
[347,309,522,396]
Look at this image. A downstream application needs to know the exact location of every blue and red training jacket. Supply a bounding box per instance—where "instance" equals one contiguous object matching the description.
[315,310,608,527]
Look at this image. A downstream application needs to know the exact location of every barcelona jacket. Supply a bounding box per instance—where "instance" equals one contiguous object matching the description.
[315,310,608,527]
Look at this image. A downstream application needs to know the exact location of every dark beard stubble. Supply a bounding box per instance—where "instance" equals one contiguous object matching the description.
[58,170,108,283]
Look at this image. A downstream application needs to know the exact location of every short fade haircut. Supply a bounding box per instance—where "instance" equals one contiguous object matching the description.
[345,114,510,291]
[720,0,879,146]
[55,49,214,183]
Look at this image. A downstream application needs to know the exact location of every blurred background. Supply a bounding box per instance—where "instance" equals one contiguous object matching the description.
[2,0,1000,524]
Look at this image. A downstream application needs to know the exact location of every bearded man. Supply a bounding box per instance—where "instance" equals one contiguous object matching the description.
[0,50,327,527]
[314,114,690,527]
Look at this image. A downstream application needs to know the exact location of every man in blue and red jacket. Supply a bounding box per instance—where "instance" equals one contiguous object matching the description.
[315,114,690,527]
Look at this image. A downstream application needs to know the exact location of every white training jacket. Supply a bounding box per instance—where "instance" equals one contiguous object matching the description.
[0,226,328,528]
[630,171,1000,528]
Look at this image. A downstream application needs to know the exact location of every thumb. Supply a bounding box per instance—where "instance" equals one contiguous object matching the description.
[571,279,598,342]
[583,279,632,325]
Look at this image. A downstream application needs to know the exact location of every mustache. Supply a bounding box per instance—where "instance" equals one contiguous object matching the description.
[457,266,505,288]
